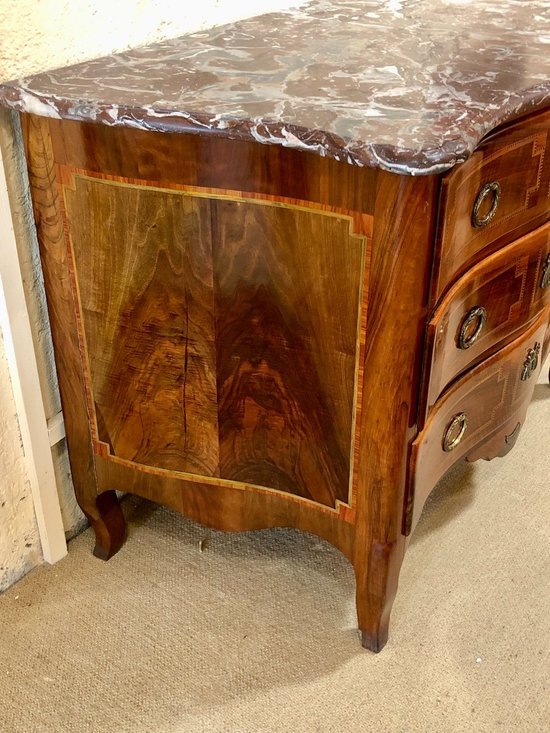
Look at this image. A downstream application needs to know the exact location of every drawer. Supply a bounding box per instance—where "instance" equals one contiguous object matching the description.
[433,108,550,299]
[408,308,550,533]
[423,221,550,417]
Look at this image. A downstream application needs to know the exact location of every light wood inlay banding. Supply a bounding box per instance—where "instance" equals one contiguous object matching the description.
[60,170,369,511]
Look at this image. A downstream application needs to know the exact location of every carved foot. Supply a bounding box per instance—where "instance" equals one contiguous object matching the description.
[83,490,126,560]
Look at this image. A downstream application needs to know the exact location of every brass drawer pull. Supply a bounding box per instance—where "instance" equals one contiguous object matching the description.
[472,181,501,228]
[458,306,487,349]
[541,254,550,289]
[443,413,468,452]
[520,342,541,381]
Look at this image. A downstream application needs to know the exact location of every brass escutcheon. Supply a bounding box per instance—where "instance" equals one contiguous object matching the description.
[443,412,468,452]
[520,342,541,381]
[472,181,501,228]
[541,254,550,290]
[458,306,487,350]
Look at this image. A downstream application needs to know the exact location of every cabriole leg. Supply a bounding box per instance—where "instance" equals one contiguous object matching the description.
[354,537,406,652]
[81,490,126,561]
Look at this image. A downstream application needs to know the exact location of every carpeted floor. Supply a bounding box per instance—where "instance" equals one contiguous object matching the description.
[1,368,549,733]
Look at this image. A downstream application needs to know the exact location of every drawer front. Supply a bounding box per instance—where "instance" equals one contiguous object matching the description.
[434,108,550,299]
[424,221,550,415]
[408,308,550,532]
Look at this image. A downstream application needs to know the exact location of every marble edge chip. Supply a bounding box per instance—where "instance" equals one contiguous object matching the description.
[1,82,550,176]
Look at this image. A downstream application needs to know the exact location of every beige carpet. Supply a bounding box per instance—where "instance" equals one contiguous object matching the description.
[1,370,549,733]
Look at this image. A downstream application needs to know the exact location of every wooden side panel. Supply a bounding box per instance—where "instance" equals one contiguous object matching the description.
[59,170,366,509]
[212,199,364,506]
[63,175,219,476]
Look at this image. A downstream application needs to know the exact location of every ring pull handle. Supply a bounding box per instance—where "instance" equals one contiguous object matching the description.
[472,181,501,228]
[541,254,550,290]
[458,306,487,350]
[443,413,468,452]
[520,342,541,381]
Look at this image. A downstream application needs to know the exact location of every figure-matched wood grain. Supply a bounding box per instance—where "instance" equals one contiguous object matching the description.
[408,308,549,533]
[434,107,550,299]
[61,171,365,508]
[423,221,550,417]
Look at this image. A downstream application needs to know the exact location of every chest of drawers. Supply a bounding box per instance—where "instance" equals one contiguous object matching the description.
[15,107,548,651]
[1,0,549,652]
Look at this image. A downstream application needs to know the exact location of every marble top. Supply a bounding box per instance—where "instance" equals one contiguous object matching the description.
[1,0,549,175]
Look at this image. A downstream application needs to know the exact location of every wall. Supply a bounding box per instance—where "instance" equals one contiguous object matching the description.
[0,0,301,591]
[0,328,41,591]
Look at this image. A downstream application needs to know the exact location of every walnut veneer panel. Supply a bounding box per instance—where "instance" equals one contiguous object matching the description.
[211,198,364,505]
[63,173,365,508]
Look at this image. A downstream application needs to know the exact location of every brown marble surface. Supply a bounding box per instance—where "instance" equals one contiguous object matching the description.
[1,0,549,174]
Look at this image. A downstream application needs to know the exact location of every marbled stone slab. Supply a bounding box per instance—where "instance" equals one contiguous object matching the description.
[1,0,549,174]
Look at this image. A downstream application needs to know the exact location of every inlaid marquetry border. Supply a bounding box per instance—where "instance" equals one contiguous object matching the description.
[56,164,374,523]
[447,133,548,250]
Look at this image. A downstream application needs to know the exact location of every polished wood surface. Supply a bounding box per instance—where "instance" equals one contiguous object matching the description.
[423,221,550,417]
[408,308,549,533]
[212,198,364,504]
[47,118,377,214]
[94,454,357,561]
[434,107,550,299]
[64,175,219,477]
[353,171,438,651]
[23,117,372,544]
[21,108,550,653]
[62,170,365,507]
[23,115,125,559]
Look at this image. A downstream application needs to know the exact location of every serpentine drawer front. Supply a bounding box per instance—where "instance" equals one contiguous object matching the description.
[409,309,549,533]
[434,108,550,299]
[1,0,549,652]
[423,221,550,416]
